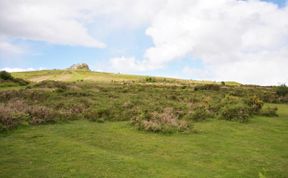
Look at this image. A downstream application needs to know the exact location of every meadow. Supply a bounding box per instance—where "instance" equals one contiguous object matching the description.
[0,70,288,177]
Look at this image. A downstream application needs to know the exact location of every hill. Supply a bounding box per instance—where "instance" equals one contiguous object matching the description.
[11,69,241,87]
[11,70,145,82]
[1,69,287,177]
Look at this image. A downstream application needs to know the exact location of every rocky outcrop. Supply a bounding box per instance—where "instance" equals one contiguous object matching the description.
[68,63,90,71]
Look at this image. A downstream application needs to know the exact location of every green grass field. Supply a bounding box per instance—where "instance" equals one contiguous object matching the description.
[1,69,287,177]
[1,104,287,178]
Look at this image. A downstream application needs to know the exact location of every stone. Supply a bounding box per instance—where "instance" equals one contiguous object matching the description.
[68,63,90,71]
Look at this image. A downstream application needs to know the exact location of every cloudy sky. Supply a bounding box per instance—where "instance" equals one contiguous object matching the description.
[0,0,287,85]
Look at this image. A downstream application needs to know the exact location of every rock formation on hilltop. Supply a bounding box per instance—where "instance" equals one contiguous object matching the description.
[68,63,90,71]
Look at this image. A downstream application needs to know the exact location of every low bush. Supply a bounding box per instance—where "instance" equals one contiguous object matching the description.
[27,105,58,125]
[184,106,211,121]
[131,108,191,133]
[276,84,288,97]
[245,96,264,114]
[84,107,111,122]
[0,106,29,131]
[13,78,29,86]
[0,71,29,86]
[0,81,20,88]
[22,89,50,101]
[218,104,251,123]
[0,100,29,131]
[34,80,68,89]
[0,99,60,131]
[260,107,278,117]
[194,84,220,91]
[0,71,14,80]
[144,77,156,83]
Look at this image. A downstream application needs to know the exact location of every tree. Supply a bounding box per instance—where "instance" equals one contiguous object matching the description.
[0,71,14,81]
[276,84,288,97]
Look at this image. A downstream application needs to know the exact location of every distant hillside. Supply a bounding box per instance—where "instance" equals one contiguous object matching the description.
[11,69,241,86]
[11,70,144,82]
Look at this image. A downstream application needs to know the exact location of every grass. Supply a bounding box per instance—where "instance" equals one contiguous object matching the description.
[1,104,287,178]
[11,70,241,86]
[1,70,287,177]
[11,70,148,82]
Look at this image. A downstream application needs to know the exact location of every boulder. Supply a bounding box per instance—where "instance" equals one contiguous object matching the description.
[68,63,90,71]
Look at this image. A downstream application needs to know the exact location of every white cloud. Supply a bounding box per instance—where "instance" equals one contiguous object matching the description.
[0,0,101,48]
[0,40,24,56]
[110,56,152,72]
[1,0,288,85]
[110,0,288,85]
[0,0,168,49]
[0,67,45,72]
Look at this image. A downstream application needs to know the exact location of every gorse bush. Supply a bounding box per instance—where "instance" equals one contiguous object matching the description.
[184,106,211,121]
[245,96,264,114]
[219,104,250,123]
[217,95,252,122]
[260,107,278,117]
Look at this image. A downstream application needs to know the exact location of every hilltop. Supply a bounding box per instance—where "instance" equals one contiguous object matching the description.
[68,63,90,71]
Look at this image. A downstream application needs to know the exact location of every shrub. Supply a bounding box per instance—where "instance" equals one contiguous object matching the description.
[0,99,61,131]
[131,108,191,133]
[194,84,220,91]
[184,106,211,121]
[276,84,288,97]
[260,107,278,117]
[0,71,14,80]
[84,107,111,122]
[145,77,156,83]
[0,106,29,131]
[27,105,58,125]
[34,80,68,90]
[21,89,50,101]
[0,82,20,88]
[0,100,30,131]
[0,71,29,86]
[0,90,19,101]
[245,96,264,114]
[219,104,250,123]
[13,78,29,85]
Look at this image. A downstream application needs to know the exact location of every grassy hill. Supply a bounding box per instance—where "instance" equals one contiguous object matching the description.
[12,70,145,82]
[1,69,288,177]
[11,69,241,86]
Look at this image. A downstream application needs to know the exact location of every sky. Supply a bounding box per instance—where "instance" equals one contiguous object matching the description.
[0,0,287,85]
